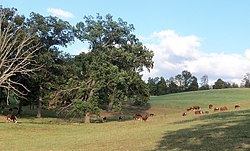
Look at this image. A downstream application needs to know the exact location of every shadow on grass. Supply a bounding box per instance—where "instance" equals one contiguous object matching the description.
[90,102,152,123]
[1,102,152,124]
[152,109,250,151]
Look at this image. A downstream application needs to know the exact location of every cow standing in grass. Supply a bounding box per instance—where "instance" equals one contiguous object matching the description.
[141,115,148,121]
[193,106,200,111]
[194,110,202,115]
[7,114,17,123]
[133,115,141,120]
[235,105,240,109]
[214,107,220,112]
[220,106,228,111]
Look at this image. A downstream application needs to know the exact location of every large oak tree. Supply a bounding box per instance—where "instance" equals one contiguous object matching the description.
[53,14,154,123]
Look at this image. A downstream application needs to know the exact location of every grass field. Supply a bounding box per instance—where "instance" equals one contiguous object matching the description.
[0,88,250,151]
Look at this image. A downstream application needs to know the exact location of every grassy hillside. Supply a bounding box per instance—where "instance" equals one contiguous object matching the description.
[149,88,250,109]
[0,88,249,151]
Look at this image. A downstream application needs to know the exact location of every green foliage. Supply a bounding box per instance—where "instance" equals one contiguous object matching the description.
[52,14,154,122]
[1,7,153,121]
[24,12,75,116]
[213,78,226,89]
[147,70,199,96]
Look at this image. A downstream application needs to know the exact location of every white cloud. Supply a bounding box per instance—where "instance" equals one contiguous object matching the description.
[142,30,250,85]
[47,8,74,19]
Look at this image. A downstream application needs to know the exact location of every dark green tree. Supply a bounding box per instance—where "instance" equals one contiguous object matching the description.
[147,77,159,96]
[182,70,193,91]
[54,14,154,123]
[26,12,74,117]
[156,77,167,95]
[187,76,199,91]
[213,78,226,89]
[169,77,179,93]
[175,74,184,92]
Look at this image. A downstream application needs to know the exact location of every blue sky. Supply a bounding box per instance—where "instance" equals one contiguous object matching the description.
[1,0,250,84]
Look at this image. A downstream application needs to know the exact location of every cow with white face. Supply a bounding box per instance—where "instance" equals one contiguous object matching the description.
[7,114,17,123]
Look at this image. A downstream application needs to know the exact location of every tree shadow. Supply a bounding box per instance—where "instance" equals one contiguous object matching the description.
[151,109,250,151]
[91,101,152,123]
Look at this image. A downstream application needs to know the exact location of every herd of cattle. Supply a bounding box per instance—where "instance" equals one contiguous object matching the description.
[182,104,241,116]
[3,104,241,123]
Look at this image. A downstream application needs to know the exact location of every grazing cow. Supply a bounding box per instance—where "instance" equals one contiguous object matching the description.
[141,115,148,121]
[7,114,17,123]
[187,107,193,112]
[135,113,142,117]
[118,116,122,121]
[220,106,228,111]
[209,104,213,109]
[193,106,201,111]
[235,105,240,109]
[133,115,141,120]
[182,112,187,116]
[194,110,202,115]
[149,113,155,116]
[205,111,209,114]
[102,116,107,122]
[214,107,220,112]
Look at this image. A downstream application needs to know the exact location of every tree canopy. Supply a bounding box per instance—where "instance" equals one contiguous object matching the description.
[50,14,154,123]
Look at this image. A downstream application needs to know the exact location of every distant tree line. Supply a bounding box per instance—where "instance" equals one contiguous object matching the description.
[147,70,250,96]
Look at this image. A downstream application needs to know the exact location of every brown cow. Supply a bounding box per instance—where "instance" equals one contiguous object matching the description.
[204,111,209,114]
[133,115,141,120]
[7,114,17,123]
[193,106,201,111]
[194,110,202,115]
[182,112,187,116]
[141,115,148,121]
[220,106,228,111]
[149,113,155,116]
[135,113,142,117]
[187,107,193,112]
[214,107,220,112]
[235,105,240,109]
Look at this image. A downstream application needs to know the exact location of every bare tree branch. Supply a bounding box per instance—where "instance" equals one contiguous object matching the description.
[0,13,42,99]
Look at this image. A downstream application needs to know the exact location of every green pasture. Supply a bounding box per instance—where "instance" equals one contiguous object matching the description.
[0,88,250,151]
[149,88,250,109]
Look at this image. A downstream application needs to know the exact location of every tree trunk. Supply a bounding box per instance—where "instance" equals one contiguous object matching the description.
[107,102,113,112]
[30,101,35,110]
[36,85,42,118]
[84,112,90,123]
[83,79,96,124]
[18,99,23,115]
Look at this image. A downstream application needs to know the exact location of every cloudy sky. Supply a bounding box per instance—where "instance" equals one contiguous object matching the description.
[1,0,250,84]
